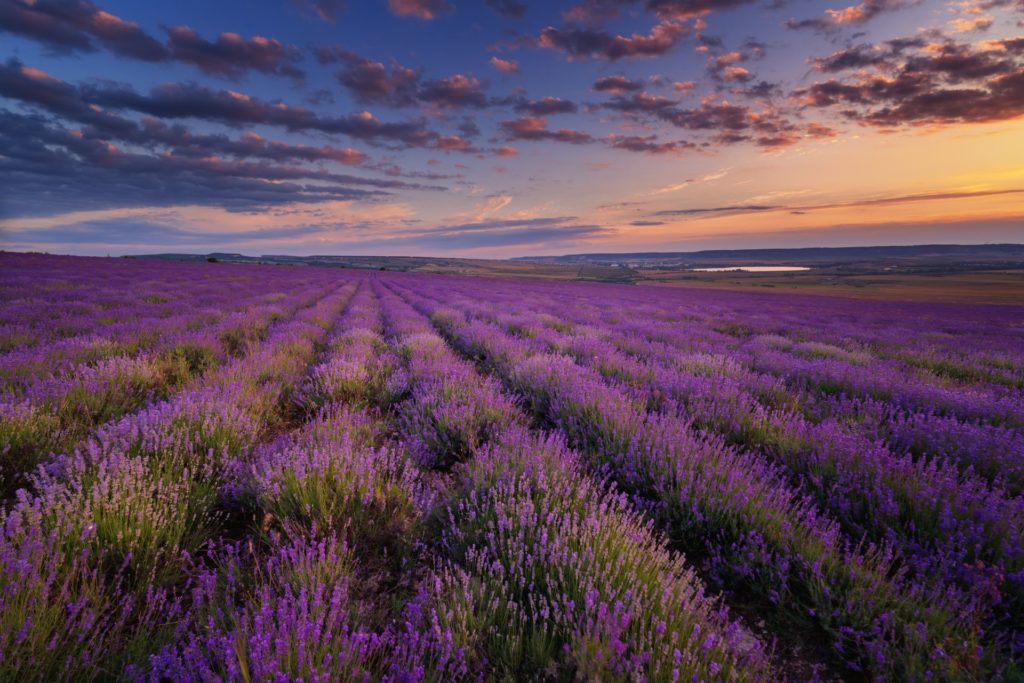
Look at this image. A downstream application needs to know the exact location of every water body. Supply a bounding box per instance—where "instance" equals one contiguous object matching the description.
[691,266,812,272]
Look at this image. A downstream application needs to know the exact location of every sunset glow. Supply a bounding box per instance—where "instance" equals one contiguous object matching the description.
[1,0,1022,256]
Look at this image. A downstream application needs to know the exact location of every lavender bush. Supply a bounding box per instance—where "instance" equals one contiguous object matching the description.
[1,253,1021,681]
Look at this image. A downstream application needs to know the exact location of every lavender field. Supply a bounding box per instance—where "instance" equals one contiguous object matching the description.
[1,252,1022,682]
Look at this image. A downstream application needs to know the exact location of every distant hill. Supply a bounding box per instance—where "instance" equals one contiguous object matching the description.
[512,244,1024,268]
[131,244,1024,289]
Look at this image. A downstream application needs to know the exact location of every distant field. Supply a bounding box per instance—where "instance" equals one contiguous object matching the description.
[136,245,1024,305]
[7,252,1020,680]
[640,268,1024,304]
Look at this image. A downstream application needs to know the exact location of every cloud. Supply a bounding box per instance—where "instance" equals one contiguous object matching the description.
[563,0,759,22]
[514,96,579,115]
[655,204,778,216]
[293,0,346,22]
[418,74,489,108]
[0,117,377,219]
[132,122,370,165]
[489,56,521,73]
[797,34,1024,127]
[593,75,645,93]
[433,134,474,151]
[810,44,896,72]
[486,0,528,17]
[605,133,695,154]
[318,49,491,110]
[601,91,679,114]
[0,58,135,133]
[164,27,304,81]
[388,0,453,20]
[645,0,762,19]
[3,217,336,247]
[497,113,694,155]
[0,61,471,151]
[324,50,422,106]
[805,122,838,137]
[707,49,751,82]
[396,217,608,249]
[0,1,304,80]
[499,116,595,143]
[336,58,417,107]
[786,0,915,31]
[598,90,803,148]
[653,215,1024,252]
[86,81,439,146]
[653,187,1024,218]
[0,57,468,222]
[538,19,688,60]
[0,0,167,60]
[4,210,612,256]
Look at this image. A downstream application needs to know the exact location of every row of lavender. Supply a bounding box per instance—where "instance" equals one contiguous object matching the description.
[0,253,352,498]
[381,272,1023,680]
[2,253,1021,680]
[1,252,359,678]
[390,277,1024,583]
[0,254,795,681]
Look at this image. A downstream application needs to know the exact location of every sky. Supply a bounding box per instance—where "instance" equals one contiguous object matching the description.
[0,0,1021,258]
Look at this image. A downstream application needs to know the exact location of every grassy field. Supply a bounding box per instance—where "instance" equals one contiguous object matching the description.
[134,247,1024,305]
[639,268,1024,304]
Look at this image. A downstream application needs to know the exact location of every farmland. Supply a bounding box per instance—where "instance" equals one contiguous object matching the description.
[1,251,1022,681]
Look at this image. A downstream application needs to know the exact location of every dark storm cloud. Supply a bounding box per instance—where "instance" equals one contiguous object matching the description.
[797,35,1024,127]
